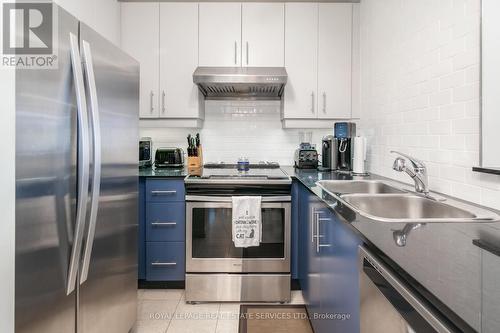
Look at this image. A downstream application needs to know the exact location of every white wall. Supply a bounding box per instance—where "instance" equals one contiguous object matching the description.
[358,0,500,210]
[140,101,332,165]
[55,0,121,45]
[481,0,500,167]
[0,1,16,331]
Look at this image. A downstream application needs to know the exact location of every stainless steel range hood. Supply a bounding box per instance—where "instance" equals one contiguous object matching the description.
[193,67,287,100]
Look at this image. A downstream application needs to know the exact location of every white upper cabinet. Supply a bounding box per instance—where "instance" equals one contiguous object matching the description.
[241,3,285,67]
[318,3,352,119]
[159,3,199,119]
[199,3,242,67]
[121,3,159,118]
[284,3,318,119]
[282,3,353,123]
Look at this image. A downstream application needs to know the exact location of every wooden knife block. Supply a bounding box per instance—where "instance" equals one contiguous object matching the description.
[187,145,203,172]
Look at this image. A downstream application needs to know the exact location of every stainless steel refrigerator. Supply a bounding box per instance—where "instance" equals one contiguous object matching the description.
[15,5,139,333]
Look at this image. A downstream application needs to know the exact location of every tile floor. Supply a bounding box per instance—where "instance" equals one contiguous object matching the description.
[132,289,306,333]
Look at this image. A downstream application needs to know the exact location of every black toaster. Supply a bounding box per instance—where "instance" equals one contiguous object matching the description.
[154,148,184,168]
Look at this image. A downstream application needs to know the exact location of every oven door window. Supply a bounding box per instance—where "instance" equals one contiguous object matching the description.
[191,206,285,259]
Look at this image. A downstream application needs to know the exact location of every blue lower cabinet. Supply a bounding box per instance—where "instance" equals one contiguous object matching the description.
[318,207,362,333]
[138,178,146,280]
[146,202,185,242]
[145,179,185,202]
[140,178,187,282]
[291,181,299,279]
[298,182,362,333]
[146,242,185,281]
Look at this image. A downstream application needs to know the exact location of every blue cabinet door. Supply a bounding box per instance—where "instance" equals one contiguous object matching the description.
[145,179,185,202]
[308,196,326,333]
[138,178,146,280]
[318,205,362,333]
[146,202,186,242]
[297,182,361,333]
[146,242,185,281]
[291,181,299,279]
[298,184,322,332]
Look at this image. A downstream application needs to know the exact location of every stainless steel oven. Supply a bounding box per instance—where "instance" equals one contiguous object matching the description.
[184,165,292,302]
[186,196,291,273]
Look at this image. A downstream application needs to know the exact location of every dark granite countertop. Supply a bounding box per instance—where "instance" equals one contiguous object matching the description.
[282,166,500,332]
[139,166,188,178]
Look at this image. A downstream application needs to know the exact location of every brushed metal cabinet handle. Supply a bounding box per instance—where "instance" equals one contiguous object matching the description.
[234,41,237,65]
[323,92,326,113]
[316,213,321,253]
[151,222,177,226]
[162,90,166,114]
[150,91,154,113]
[151,190,177,195]
[246,41,249,65]
[311,92,315,113]
[151,262,177,266]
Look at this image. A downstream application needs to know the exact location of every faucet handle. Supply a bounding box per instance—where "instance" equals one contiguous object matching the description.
[392,157,406,172]
[390,151,426,170]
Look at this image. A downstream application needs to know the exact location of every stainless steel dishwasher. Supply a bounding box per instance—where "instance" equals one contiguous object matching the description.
[359,246,455,333]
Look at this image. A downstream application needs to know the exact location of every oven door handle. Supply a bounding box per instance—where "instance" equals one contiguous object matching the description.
[186,195,291,202]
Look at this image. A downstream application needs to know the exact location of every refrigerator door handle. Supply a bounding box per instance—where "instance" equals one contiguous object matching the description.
[67,32,91,295]
[79,39,102,285]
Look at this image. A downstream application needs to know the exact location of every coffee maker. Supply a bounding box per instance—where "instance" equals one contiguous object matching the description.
[334,122,356,171]
[321,135,337,170]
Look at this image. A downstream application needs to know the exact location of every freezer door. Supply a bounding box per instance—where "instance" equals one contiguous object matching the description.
[78,23,140,333]
[15,7,80,333]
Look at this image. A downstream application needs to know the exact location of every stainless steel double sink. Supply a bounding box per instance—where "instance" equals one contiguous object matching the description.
[316,180,500,223]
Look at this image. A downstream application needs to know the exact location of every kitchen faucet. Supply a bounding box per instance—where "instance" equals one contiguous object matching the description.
[391,151,429,195]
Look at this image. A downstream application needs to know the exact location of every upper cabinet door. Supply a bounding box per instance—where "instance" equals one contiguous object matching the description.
[318,3,352,119]
[199,3,242,67]
[241,3,285,67]
[159,3,199,119]
[121,3,160,118]
[283,3,318,119]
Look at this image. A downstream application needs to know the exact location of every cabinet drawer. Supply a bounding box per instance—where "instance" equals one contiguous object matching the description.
[146,202,185,242]
[146,179,185,202]
[146,242,185,281]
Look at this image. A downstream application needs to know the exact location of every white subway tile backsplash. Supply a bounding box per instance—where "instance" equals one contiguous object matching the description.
[430,90,452,106]
[440,165,466,182]
[440,135,466,150]
[140,103,331,166]
[440,103,465,119]
[429,120,453,135]
[454,82,480,103]
[452,117,479,134]
[360,0,500,210]
[440,71,465,90]
[453,49,477,70]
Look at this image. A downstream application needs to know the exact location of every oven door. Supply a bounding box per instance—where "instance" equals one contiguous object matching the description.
[186,196,291,273]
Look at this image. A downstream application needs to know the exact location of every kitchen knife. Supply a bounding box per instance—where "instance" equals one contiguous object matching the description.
[191,137,197,156]
[187,134,192,156]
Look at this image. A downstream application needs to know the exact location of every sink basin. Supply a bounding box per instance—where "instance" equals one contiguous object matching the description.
[342,194,478,222]
[317,180,405,195]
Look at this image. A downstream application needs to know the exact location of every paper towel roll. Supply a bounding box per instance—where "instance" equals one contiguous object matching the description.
[352,136,367,174]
